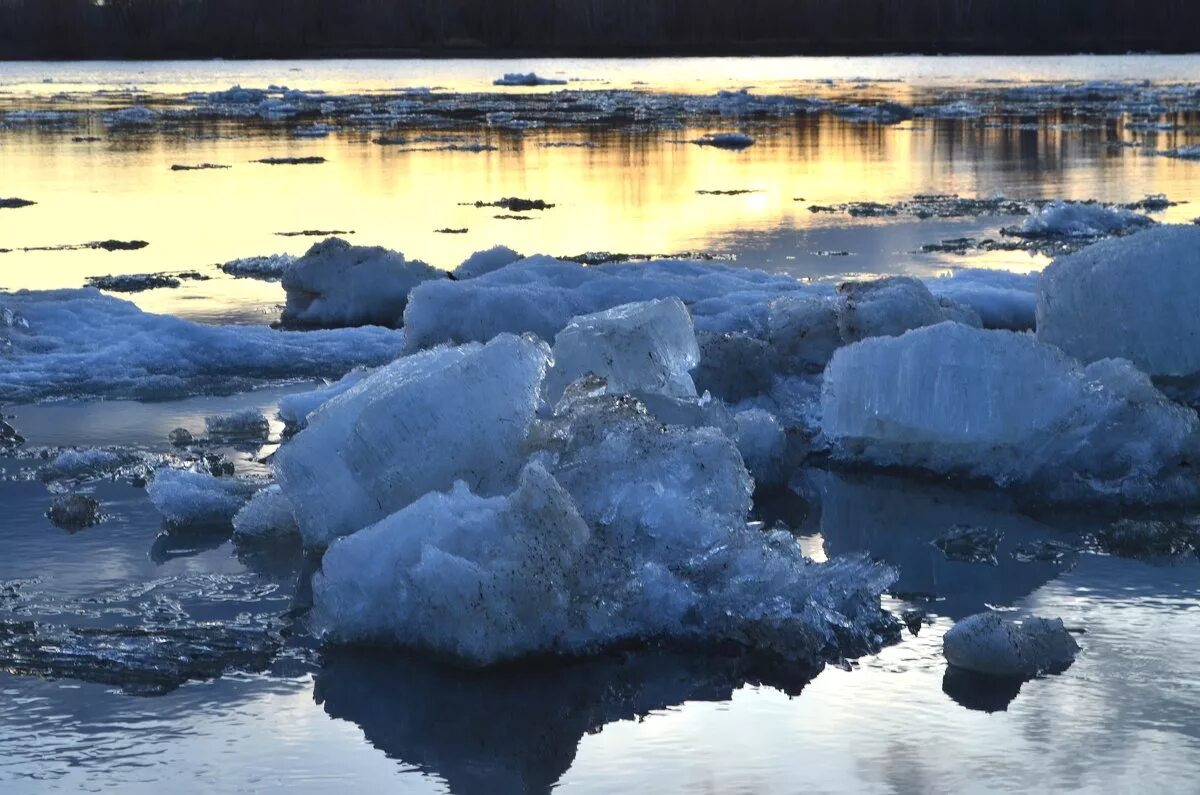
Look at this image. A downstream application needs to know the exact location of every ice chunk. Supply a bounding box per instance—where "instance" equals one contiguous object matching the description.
[1037,226,1200,379]
[205,410,270,441]
[47,494,102,529]
[493,73,567,87]
[1012,201,1153,239]
[219,253,298,281]
[692,332,775,403]
[104,106,158,126]
[767,295,842,374]
[232,485,300,542]
[452,246,523,280]
[544,298,699,404]
[274,334,549,548]
[836,277,980,343]
[281,238,446,328]
[147,469,259,527]
[821,322,1200,503]
[0,288,403,402]
[692,133,755,150]
[733,409,787,487]
[40,447,140,481]
[943,612,1079,677]
[314,454,897,668]
[925,268,1039,331]
[277,368,372,430]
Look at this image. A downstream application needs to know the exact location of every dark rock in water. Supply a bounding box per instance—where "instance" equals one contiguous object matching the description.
[204,454,237,477]
[0,619,279,695]
[372,136,408,146]
[1096,519,1200,560]
[46,494,101,530]
[493,214,533,220]
[0,419,24,450]
[168,427,194,447]
[72,136,102,143]
[933,525,1003,565]
[0,197,36,209]
[901,608,931,636]
[254,156,326,165]
[943,612,1079,678]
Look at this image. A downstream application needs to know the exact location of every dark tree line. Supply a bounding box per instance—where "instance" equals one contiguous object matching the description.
[2,0,1199,59]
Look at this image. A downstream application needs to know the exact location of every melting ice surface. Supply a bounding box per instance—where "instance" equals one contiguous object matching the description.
[4,56,1200,793]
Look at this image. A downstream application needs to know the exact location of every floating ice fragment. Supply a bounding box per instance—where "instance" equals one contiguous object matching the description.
[147,469,259,528]
[943,612,1079,678]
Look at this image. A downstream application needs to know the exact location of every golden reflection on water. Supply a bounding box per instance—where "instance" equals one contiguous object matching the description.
[2,110,1199,320]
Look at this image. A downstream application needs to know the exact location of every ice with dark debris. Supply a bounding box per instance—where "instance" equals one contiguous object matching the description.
[219,252,298,281]
[280,238,446,329]
[0,288,403,402]
[943,612,1080,678]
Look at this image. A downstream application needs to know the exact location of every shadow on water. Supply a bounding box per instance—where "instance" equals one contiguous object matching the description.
[315,647,815,795]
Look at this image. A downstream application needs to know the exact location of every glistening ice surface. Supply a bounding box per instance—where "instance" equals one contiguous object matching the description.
[2,56,1200,794]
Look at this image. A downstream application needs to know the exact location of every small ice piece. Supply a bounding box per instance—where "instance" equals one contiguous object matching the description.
[1037,226,1200,379]
[47,494,101,529]
[943,612,1079,677]
[147,469,259,527]
[933,525,1003,565]
[205,410,270,441]
[40,447,139,481]
[544,298,699,404]
[168,427,194,447]
[492,73,567,87]
[452,246,523,280]
[232,485,299,542]
[821,322,1200,502]
[732,409,787,487]
[692,132,755,150]
[274,334,549,548]
[281,238,446,328]
[0,419,24,450]
[277,368,372,431]
[836,277,980,343]
[104,106,159,126]
[219,253,298,281]
[1013,201,1153,239]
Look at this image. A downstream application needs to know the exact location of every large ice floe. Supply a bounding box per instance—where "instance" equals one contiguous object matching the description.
[1037,226,1200,387]
[821,322,1200,504]
[0,288,403,402]
[280,237,446,328]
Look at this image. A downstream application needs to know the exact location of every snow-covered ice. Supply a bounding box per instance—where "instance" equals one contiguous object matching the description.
[452,246,523,280]
[1037,226,1200,380]
[147,469,259,527]
[1011,201,1154,239]
[280,238,446,328]
[274,334,549,548]
[219,253,298,281]
[277,368,372,430]
[821,322,1200,503]
[943,612,1080,677]
[0,288,403,401]
[232,485,300,542]
[205,410,270,441]
[925,268,1039,331]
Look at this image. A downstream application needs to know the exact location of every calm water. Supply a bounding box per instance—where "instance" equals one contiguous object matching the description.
[2,56,1200,794]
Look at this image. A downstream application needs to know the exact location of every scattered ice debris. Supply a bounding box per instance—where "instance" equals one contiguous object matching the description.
[943,612,1080,678]
[46,494,102,530]
[147,469,259,528]
[39,447,142,482]
[1158,145,1200,161]
[205,410,270,441]
[463,197,555,212]
[1006,201,1154,240]
[276,229,354,238]
[253,156,326,165]
[809,194,1030,219]
[168,427,194,447]
[543,298,700,404]
[1037,226,1200,384]
[0,288,403,402]
[277,368,372,431]
[821,322,1200,504]
[696,189,760,196]
[1013,539,1077,564]
[0,619,278,695]
[280,237,446,329]
[493,73,567,87]
[85,271,208,293]
[0,240,149,255]
[0,198,35,209]
[232,485,300,543]
[933,525,1003,565]
[218,252,298,281]
[1095,519,1199,560]
[692,132,755,150]
[293,123,336,138]
[275,334,549,548]
[434,227,468,234]
[103,105,158,126]
[170,163,230,171]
